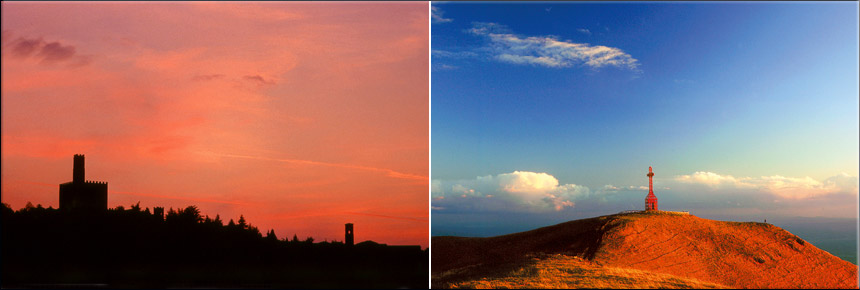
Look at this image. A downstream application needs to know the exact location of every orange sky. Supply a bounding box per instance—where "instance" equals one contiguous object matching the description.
[1,2,429,248]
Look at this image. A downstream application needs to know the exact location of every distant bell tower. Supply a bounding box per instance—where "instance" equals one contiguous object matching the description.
[345,223,354,246]
[645,166,658,211]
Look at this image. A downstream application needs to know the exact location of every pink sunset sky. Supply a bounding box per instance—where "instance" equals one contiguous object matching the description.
[1,2,429,247]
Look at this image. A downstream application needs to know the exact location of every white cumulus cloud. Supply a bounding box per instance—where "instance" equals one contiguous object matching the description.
[675,171,746,187]
[431,171,590,212]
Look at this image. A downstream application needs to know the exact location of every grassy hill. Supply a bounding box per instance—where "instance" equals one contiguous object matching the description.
[432,211,858,289]
[437,253,728,289]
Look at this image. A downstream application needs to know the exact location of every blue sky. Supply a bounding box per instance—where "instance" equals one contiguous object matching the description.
[431,2,858,236]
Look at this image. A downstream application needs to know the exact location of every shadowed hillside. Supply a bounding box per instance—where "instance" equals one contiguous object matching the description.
[432,211,858,289]
[1,203,427,288]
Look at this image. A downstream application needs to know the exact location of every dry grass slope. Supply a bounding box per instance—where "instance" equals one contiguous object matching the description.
[441,254,728,289]
[432,212,859,289]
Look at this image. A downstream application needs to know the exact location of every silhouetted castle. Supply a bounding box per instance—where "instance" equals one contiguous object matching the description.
[59,154,107,211]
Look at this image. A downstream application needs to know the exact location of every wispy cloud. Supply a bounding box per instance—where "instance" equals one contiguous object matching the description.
[199,151,427,181]
[432,171,590,212]
[190,2,304,22]
[468,22,639,70]
[432,50,477,71]
[112,190,260,206]
[243,74,275,86]
[345,211,427,222]
[433,63,458,71]
[432,49,477,59]
[577,28,592,36]
[192,74,225,81]
[431,6,452,24]
[674,172,858,199]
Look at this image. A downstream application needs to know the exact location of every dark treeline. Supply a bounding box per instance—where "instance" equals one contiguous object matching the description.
[1,202,427,288]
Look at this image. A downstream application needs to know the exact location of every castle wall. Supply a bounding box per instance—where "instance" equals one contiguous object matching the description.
[59,181,107,211]
[59,155,108,212]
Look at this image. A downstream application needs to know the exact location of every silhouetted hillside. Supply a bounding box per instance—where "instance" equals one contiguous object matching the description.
[432,211,857,289]
[1,202,427,288]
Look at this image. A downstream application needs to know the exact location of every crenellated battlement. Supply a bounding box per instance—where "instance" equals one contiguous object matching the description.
[60,154,108,211]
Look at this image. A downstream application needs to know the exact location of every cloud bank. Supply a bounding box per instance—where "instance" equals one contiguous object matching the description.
[433,170,857,219]
[468,22,639,70]
[432,171,590,212]
[675,171,858,199]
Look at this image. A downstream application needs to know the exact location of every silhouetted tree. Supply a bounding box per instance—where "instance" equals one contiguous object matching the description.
[213,214,222,226]
[248,225,261,237]
[238,215,247,229]
[1,202,14,216]
[2,201,427,288]
[266,229,278,242]
[181,205,202,223]
[153,206,165,220]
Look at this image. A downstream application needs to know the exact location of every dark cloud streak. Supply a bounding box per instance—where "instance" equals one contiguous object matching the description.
[193,74,226,81]
[243,74,275,85]
[3,33,88,66]
[37,42,76,63]
[12,38,42,58]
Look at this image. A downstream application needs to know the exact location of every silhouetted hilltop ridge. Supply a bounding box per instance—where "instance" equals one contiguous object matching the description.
[1,202,427,288]
[433,211,857,289]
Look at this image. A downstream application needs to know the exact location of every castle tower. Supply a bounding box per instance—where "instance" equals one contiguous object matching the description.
[59,154,108,211]
[73,154,85,183]
[345,223,354,246]
[645,166,658,211]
